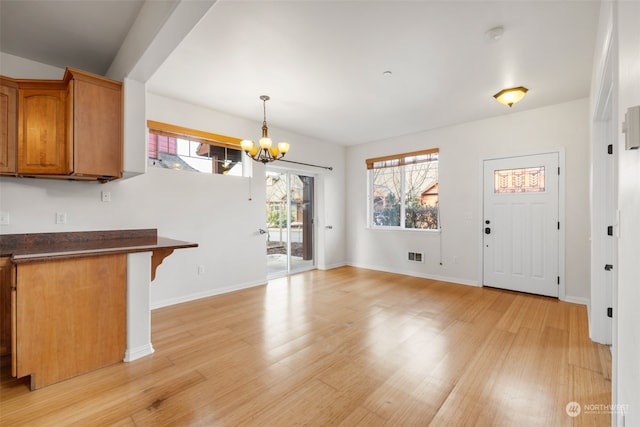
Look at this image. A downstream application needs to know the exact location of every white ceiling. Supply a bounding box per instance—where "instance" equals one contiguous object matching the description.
[0,0,145,75]
[1,0,601,146]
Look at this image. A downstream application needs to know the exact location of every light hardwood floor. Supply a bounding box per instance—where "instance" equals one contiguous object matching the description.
[1,267,611,426]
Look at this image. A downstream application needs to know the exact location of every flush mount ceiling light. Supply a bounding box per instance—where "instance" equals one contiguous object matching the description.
[493,86,528,107]
[240,95,290,163]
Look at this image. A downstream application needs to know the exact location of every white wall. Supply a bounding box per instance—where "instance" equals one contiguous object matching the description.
[346,99,591,302]
[0,56,347,308]
[145,92,348,274]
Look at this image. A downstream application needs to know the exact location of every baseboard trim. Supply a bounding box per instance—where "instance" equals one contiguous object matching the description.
[150,263,480,311]
[124,343,155,362]
[347,262,479,287]
[151,279,266,310]
[317,262,348,271]
[561,295,589,306]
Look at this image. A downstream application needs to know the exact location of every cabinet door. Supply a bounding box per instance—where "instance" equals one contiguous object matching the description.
[0,257,13,356]
[0,82,17,174]
[14,255,126,390]
[17,88,70,175]
[72,77,123,178]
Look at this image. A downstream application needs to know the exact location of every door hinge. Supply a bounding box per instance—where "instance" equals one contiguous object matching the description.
[557,276,560,285]
[557,221,560,230]
[607,307,613,318]
[608,144,613,155]
[557,166,560,175]
[607,225,613,236]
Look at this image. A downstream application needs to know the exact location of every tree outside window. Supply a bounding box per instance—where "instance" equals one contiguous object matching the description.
[368,149,439,230]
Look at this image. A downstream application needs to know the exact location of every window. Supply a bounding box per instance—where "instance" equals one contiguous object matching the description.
[367,149,439,230]
[494,166,545,193]
[147,120,244,176]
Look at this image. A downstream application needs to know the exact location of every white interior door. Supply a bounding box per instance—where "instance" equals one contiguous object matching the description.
[483,153,559,297]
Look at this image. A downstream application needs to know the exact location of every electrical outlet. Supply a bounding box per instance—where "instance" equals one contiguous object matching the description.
[0,211,9,225]
[55,212,67,224]
[101,191,111,202]
[198,265,205,275]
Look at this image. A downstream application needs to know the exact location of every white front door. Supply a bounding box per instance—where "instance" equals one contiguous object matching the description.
[483,153,559,297]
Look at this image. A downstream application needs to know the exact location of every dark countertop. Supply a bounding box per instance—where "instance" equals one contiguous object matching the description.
[0,229,198,263]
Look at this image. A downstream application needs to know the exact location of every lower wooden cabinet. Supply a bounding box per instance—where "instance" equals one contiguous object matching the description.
[11,254,127,390]
[0,257,13,356]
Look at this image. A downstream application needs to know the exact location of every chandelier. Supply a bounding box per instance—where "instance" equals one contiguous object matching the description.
[240,95,290,163]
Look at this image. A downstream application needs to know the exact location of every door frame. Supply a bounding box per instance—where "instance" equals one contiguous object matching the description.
[590,28,617,345]
[479,148,567,301]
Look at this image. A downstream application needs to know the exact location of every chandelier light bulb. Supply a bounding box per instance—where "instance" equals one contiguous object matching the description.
[259,137,272,149]
[278,142,290,154]
[241,139,254,151]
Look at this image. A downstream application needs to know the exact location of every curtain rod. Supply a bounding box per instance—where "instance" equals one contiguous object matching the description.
[277,159,333,171]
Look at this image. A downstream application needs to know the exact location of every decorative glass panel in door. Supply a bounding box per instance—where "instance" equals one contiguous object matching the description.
[266,170,314,277]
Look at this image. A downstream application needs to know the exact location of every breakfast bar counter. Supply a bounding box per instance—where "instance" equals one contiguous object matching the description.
[0,229,197,390]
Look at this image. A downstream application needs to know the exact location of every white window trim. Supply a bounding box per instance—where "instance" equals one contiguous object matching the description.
[366,150,440,232]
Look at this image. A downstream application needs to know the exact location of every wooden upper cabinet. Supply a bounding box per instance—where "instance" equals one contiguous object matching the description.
[18,87,69,175]
[0,78,18,175]
[68,69,123,179]
[0,68,122,181]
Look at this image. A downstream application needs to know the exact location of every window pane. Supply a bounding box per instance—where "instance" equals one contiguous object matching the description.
[176,139,190,156]
[158,135,170,153]
[404,161,439,229]
[148,131,243,175]
[494,166,545,193]
[368,148,439,230]
[149,133,158,159]
[372,166,401,226]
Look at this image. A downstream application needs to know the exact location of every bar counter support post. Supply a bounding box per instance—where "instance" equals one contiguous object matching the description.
[124,251,155,362]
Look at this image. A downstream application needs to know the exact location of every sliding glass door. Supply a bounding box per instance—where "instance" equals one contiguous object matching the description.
[265,170,315,277]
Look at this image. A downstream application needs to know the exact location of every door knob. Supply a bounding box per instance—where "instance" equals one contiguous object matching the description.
[258,228,267,235]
